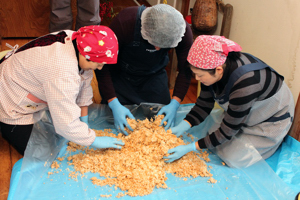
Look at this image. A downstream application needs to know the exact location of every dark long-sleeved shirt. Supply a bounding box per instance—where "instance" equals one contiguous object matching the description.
[96,6,193,102]
[185,53,284,149]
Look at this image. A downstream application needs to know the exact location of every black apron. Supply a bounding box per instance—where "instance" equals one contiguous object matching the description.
[110,5,171,105]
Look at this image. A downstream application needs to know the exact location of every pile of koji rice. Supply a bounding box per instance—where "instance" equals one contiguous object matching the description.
[63,115,215,197]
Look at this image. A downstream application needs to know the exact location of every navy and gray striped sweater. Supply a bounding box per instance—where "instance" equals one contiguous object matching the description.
[185,53,283,149]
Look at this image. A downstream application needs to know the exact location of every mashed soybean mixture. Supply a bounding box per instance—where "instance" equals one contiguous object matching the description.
[53,116,215,197]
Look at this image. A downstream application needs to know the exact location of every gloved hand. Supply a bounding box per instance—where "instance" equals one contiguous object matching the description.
[80,115,89,127]
[170,120,191,137]
[157,99,180,129]
[90,136,125,149]
[164,142,197,163]
[108,98,135,135]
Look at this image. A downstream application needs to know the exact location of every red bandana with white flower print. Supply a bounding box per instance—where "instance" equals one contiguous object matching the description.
[187,35,242,69]
[72,25,118,64]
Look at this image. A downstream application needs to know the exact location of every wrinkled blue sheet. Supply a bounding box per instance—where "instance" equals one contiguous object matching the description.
[8,104,300,200]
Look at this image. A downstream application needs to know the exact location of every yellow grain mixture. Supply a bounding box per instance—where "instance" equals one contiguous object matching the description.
[51,161,60,169]
[65,115,214,197]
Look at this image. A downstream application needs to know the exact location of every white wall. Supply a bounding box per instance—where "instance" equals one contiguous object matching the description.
[224,0,300,103]
[181,0,300,103]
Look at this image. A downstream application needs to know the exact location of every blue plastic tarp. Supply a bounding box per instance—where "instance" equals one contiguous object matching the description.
[7,104,300,200]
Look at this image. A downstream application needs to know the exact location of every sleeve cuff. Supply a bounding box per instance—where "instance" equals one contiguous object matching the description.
[197,139,207,149]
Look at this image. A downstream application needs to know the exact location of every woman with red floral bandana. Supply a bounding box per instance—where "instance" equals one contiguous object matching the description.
[0,25,125,155]
[164,35,294,167]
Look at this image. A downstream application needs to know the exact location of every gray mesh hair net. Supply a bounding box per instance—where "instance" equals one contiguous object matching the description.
[141,4,186,48]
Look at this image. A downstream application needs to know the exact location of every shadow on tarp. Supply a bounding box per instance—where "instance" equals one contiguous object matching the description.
[8,103,300,200]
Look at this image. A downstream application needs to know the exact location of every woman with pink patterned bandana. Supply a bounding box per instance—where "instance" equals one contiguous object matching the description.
[0,25,125,155]
[164,35,294,167]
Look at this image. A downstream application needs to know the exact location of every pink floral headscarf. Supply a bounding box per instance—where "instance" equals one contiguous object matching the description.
[187,35,242,69]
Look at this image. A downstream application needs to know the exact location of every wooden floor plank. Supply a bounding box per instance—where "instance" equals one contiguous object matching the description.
[10,146,23,167]
[0,133,13,200]
[182,79,198,104]
[289,93,300,142]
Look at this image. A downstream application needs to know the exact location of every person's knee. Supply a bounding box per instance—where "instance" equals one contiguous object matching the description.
[215,137,263,168]
[0,123,33,155]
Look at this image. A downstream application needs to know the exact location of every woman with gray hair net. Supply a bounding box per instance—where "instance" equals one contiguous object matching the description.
[141,4,186,48]
[95,4,193,135]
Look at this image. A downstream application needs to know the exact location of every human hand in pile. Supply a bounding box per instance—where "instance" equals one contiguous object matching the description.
[157,99,180,129]
[164,142,197,163]
[170,120,191,137]
[90,137,124,149]
[108,98,135,135]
